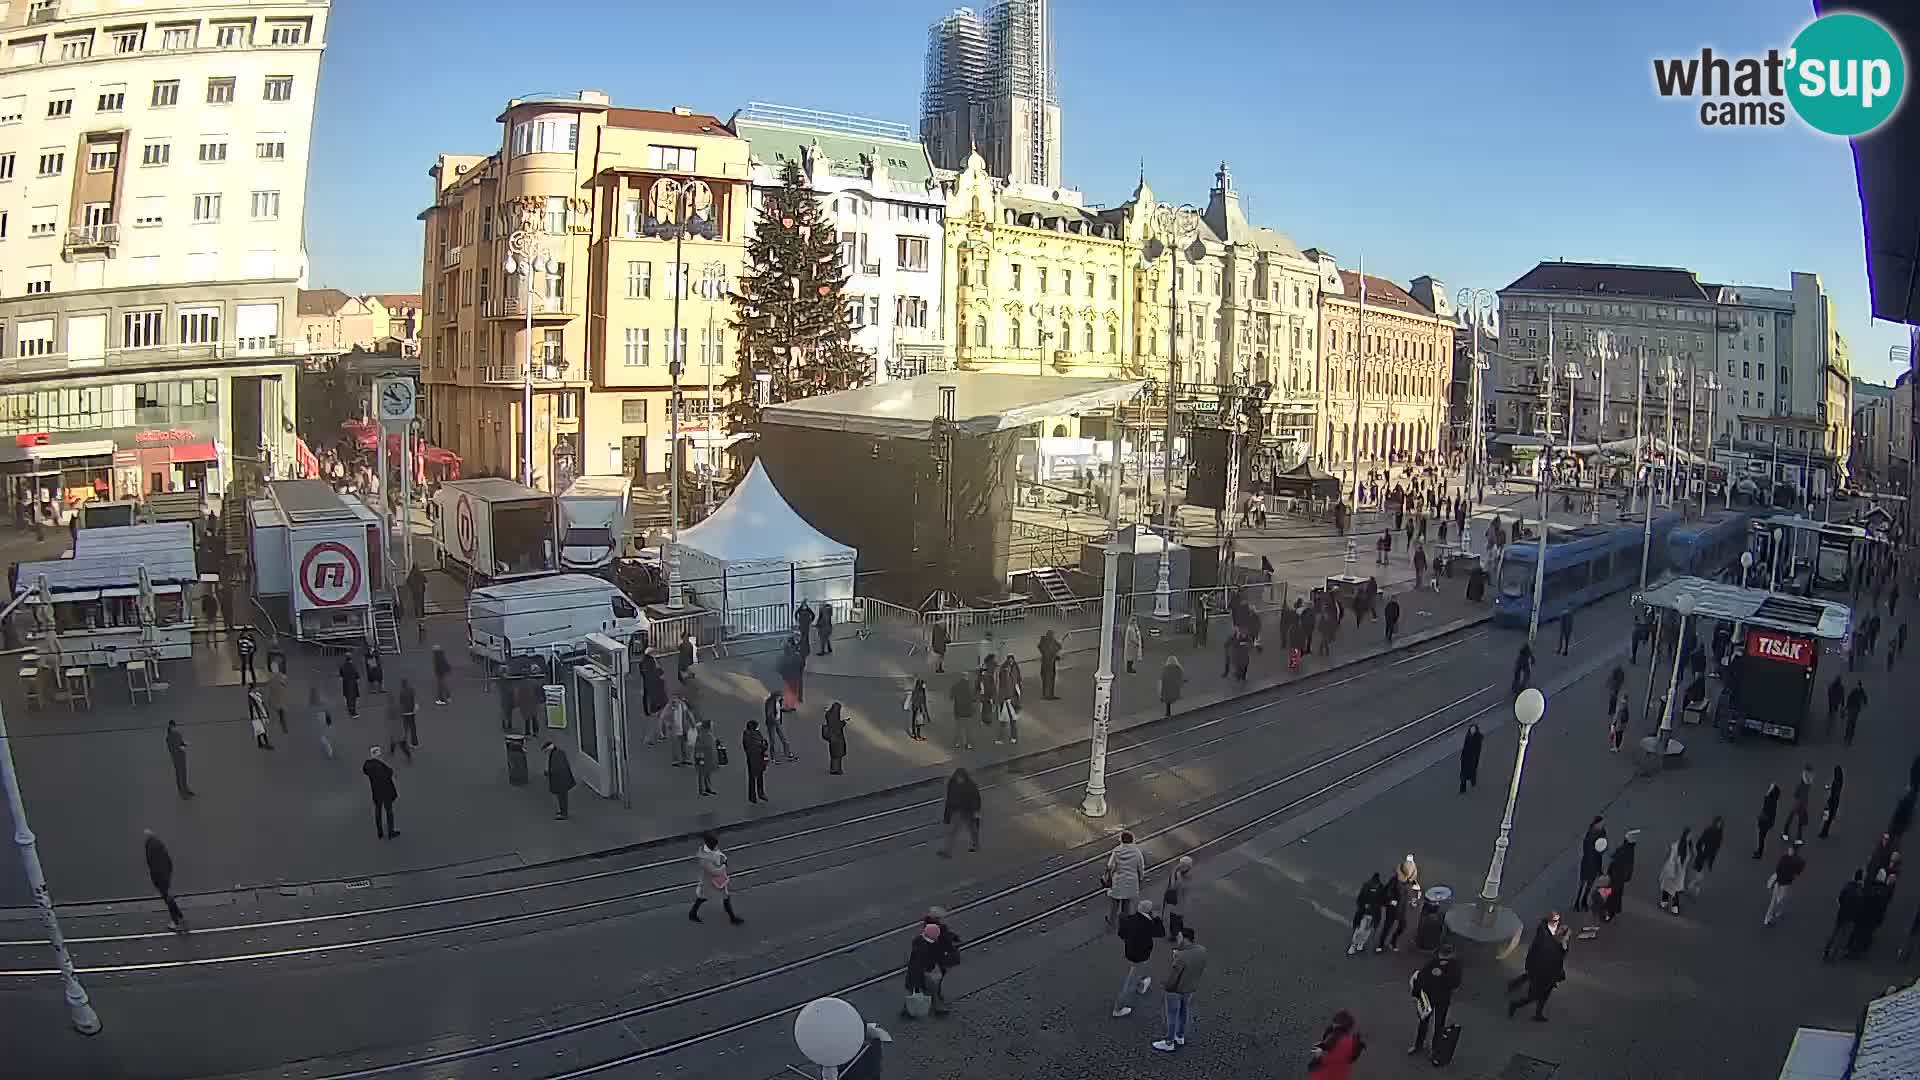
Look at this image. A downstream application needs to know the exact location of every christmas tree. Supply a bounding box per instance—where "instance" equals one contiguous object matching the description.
[725,159,873,436]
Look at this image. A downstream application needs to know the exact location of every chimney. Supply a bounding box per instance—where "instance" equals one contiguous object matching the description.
[672,105,693,117]
[579,89,610,106]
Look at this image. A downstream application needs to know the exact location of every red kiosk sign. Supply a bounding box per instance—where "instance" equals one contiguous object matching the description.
[1746,628,1814,667]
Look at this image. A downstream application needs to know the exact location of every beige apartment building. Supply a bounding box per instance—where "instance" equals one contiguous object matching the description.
[420,92,748,489]
[1314,256,1455,469]
[295,288,421,355]
[0,0,327,506]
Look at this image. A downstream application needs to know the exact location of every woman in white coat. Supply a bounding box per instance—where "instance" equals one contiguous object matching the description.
[1105,831,1145,927]
[1123,618,1145,675]
[1658,827,1692,914]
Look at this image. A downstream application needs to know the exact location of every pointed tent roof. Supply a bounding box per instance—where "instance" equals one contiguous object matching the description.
[676,460,855,567]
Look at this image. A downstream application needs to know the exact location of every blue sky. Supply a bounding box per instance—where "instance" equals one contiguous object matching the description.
[308,0,1911,383]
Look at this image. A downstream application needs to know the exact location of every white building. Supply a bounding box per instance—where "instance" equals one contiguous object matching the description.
[732,103,948,381]
[0,0,326,509]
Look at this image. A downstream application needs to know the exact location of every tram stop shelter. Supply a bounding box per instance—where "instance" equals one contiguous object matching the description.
[1634,575,1852,744]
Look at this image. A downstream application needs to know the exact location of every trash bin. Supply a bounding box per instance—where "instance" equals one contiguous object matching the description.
[1415,885,1452,951]
[505,734,529,786]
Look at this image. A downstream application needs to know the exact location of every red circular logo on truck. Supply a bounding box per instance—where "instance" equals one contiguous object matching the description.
[298,542,363,607]
[456,494,477,557]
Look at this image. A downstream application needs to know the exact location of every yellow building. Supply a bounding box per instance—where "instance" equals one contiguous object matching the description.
[941,149,1136,381]
[1313,254,1455,469]
[419,91,748,488]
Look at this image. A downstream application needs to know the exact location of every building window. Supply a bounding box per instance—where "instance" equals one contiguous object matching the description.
[112,29,143,54]
[97,86,125,112]
[543,195,569,236]
[1109,274,1119,300]
[131,195,163,227]
[623,327,649,366]
[1037,267,1049,293]
[896,236,928,272]
[36,151,63,177]
[255,136,287,161]
[647,143,693,172]
[25,266,51,296]
[214,22,248,48]
[198,139,228,163]
[86,147,117,172]
[0,96,21,124]
[511,118,578,156]
[148,82,181,111]
[19,318,54,353]
[700,326,723,366]
[29,206,54,238]
[47,95,73,119]
[124,310,163,349]
[57,34,91,61]
[1011,263,1022,290]
[250,190,279,220]
[263,77,294,103]
[622,399,647,424]
[268,22,305,46]
[160,25,194,50]
[192,193,221,223]
[142,141,170,167]
[206,78,236,105]
[178,307,219,345]
[1010,318,1022,348]
[971,316,986,346]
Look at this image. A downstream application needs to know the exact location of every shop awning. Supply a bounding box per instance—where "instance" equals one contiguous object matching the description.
[168,442,217,463]
[27,440,115,461]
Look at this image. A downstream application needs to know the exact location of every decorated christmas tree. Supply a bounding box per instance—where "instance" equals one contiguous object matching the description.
[725,159,873,436]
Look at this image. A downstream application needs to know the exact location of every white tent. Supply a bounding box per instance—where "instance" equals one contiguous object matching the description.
[674,460,857,634]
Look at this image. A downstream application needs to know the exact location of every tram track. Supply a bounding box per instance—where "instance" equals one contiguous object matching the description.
[0,628,1493,975]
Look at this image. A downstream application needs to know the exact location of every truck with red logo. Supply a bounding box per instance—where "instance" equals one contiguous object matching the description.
[432,478,555,585]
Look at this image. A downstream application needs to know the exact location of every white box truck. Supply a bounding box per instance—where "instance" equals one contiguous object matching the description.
[467,573,647,675]
[433,478,555,583]
[556,475,634,571]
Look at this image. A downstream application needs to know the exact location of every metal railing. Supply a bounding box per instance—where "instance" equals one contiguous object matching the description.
[63,224,119,252]
[0,338,305,377]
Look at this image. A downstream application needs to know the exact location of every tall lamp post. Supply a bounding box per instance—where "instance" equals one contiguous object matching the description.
[1700,373,1722,517]
[1663,358,1681,508]
[648,178,717,610]
[1447,686,1546,946]
[1527,362,1555,643]
[1083,386,1137,819]
[1456,288,1497,501]
[1148,204,1200,619]
[1588,333,1611,524]
[1653,593,1695,761]
[503,194,555,489]
[697,259,729,515]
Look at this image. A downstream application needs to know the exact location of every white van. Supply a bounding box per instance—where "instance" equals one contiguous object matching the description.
[467,573,647,675]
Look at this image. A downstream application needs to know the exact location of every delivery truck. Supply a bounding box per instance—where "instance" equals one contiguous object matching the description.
[433,478,555,583]
[556,474,634,571]
[467,573,647,675]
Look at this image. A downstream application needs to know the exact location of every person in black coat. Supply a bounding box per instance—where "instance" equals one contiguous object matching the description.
[1603,830,1638,922]
[1384,597,1402,645]
[544,741,576,819]
[1458,723,1483,794]
[639,652,666,716]
[1508,913,1568,1020]
[794,602,815,641]
[938,768,981,856]
[1850,870,1894,956]
[362,746,398,839]
[676,634,696,683]
[1409,944,1462,1058]
[815,602,834,655]
[1511,643,1534,697]
[1349,872,1385,954]
[339,654,361,719]
[1754,783,1781,859]
[1819,766,1846,840]
[1574,815,1607,911]
[903,915,962,1017]
[144,829,185,931]
[1038,630,1062,699]
[1111,900,1166,1017]
[1823,870,1865,962]
[1606,665,1626,716]
[1890,785,1917,843]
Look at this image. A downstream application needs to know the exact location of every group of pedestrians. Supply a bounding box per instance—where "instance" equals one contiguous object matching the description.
[1346,855,1424,955]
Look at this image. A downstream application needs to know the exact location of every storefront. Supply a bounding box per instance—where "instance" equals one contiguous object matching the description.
[2,422,221,520]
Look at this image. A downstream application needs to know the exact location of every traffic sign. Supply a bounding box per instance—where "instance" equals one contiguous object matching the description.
[298,541,363,608]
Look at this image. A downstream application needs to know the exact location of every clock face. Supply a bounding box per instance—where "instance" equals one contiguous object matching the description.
[379,380,414,418]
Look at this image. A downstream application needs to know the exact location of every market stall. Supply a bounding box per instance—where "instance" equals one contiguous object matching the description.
[672,460,856,634]
[18,522,200,669]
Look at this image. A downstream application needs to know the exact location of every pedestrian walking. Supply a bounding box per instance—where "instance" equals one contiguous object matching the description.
[247,686,273,749]
[164,719,195,799]
[1154,854,1196,939]
[1785,765,1814,842]
[496,673,516,732]
[1890,785,1917,843]
[1754,783,1781,859]
[1105,831,1145,927]
[1558,607,1575,655]
[1377,866,1409,953]
[383,697,412,762]
[431,645,452,705]
[1507,913,1568,1020]
[1609,700,1629,752]
[691,718,716,796]
[1110,898,1166,1018]
[1152,925,1207,1052]
[903,918,961,1018]
[1309,1010,1366,1079]
[744,719,770,804]
[937,767,981,857]
[1630,610,1650,664]
[677,632,696,684]
[1413,542,1428,590]
[1512,642,1534,697]
[907,677,931,740]
[144,830,186,931]
[1191,593,1211,648]
[1763,840,1807,926]
[1826,676,1845,736]
[794,600,814,644]
[1606,664,1626,717]
[1603,830,1638,922]
[1574,816,1607,911]
[1691,816,1723,894]
[265,665,289,734]
[1851,869,1894,957]
[975,657,997,736]
[362,646,385,694]
[821,702,848,775]
[1458,723,1483,794]
[815,602,834,655]
[1227,628,1252,685]
[543,740,575,819]
[1658,828,1692,913]
[944,671,976,750]
[764,691,797,762]
[339,653,361,719]
[1384,597,1402,645]
[399,679,420,747]
[362,746,398,839]
[1408,943,1461,1060]
[929,620,949,674]
[1866,833,1897,882]
[996,655,1022,743]
[1123,617,1144,674]
[1159,654,1184,719]
[1349,873,1385,955]
[1038,629,1062,699]
[1822,870,1864,962]
[688,832,744,924]
[1846,682,1868,745]
[236,629,258,686]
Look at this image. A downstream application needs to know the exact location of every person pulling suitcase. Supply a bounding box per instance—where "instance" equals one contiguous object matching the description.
[1409,943,1461,1064]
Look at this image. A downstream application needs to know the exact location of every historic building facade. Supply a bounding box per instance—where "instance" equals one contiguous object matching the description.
[1315,255,1454,469]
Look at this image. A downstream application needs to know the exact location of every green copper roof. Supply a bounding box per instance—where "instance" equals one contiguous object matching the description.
[733,118,934,191]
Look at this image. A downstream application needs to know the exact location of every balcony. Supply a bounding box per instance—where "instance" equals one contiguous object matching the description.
[861,261,882,277]
[440,244,463,270]
[27,2,60,26]
[0,338,308,379]
[488,295,575,321]
[62,224,119,258]
[480,360,571,384]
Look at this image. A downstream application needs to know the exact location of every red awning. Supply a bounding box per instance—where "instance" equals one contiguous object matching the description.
[168,442,217,463]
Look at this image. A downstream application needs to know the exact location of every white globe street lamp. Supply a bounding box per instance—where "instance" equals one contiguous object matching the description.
[1446,687,1545,952]
[1740,549,1754,588]
[794,997,866,1079]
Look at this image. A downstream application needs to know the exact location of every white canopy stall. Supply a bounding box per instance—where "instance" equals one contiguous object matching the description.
[672,460,857,636]
[18,522,201,668]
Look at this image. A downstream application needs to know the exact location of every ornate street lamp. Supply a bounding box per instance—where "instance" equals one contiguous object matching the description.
[503,194,554,489]
[1146,204,1201,620]
[643,177,716,610]
[1446,687,1546,950]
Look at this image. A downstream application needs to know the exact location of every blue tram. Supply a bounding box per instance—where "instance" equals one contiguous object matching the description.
[1667,511,1760,580]
[1493,515,1677,627]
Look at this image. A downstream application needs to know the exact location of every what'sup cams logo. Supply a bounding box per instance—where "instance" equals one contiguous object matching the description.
[1653,12,1906,136]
